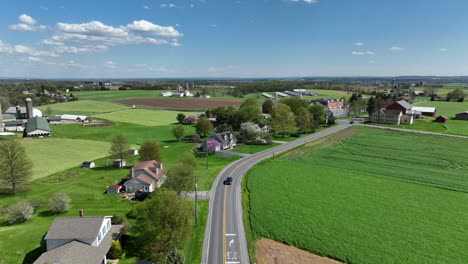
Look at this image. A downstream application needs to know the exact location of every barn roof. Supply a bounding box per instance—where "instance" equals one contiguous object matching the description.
[25,117,51,134]
[411,106,436,113]
[395,100,413,110]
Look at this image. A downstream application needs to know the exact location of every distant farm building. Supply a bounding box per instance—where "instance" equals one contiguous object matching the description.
[435,115,449,123]
[410,106,436,117]
[386,100,413,114]
[113,159,126,168]
[47,116,62,124]
[455,111,468,120]
[24,117,51,137]
[275,92,288,98]
[61,114,90,122]
[128,149,139,156]
[311,98,348,118]
[5,106,42,119]
[81,161,95,168]
[370,109,413,125]
[262,93,275,99]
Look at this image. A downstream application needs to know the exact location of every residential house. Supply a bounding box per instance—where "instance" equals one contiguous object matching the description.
[24,117,51,137]
[124,160,165,193]
[455,111,468,120]
[410,106,436,117]
[5,106,42,119]
[34,215,123,264]
[310,98,348,117]
[370,109,414,125]
[210,132,236,150]
[82,161,96,168]
[435,115,449,123]
[386,100,413,114]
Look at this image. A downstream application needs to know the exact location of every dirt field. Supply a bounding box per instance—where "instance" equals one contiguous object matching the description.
[256,238,342,264]
[116,97,242,110]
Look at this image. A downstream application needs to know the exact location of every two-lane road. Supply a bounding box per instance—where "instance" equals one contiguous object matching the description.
[202,121,352,264]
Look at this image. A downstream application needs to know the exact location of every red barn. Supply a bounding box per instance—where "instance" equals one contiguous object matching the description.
[435,115,448,123]
[386,100,413,114]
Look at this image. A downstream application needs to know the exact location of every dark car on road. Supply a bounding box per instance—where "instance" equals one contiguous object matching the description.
[223,176,233,185]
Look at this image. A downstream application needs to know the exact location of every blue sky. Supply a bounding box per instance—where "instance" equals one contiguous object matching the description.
[0,0,467,78]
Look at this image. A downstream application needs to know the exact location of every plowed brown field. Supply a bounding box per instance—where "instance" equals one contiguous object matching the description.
[117,97,242,110]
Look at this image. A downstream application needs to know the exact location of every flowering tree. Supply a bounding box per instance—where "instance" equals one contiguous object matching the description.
[191,134,201,142]
[206,139,221,152]
[183,115,197,125]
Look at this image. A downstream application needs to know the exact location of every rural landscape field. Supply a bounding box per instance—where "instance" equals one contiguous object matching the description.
[244,127,468,264]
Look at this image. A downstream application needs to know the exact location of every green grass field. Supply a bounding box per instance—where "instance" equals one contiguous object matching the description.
[381,118,468,136]
[244,127,468,264]
[67,90,164,101]
[93,109,198,126]
[418,101,468,117]
[0,158,135,264]
[37,100,129,115]
[21,138,111,181]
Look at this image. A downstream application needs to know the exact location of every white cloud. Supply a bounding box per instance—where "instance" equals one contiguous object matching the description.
[126,20,182,37]
[9,14,46,32]
[13,44,58,57]
[19,14,36,25]
[161,3,176,8]
[440,48,447,52]
[171,42,182,47]
[211,24,217,28]
[104,61,116,69]
[54,45,108,54]
[288,0,318,4]
[354,42,364,46]
[352,51,375,55]
[25,56,41,62]
[56,21,129,37]
[389,46,404,51]
[143,5,150,9]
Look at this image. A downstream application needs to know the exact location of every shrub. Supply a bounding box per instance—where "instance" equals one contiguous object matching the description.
[111,214,124,224]
[183,115,197,125]
[48,192,71,213]
[28,198,46,212]
[7,201,34,224]
[191,134,201,142]
[166,248,184,264]
[108,240,123,259]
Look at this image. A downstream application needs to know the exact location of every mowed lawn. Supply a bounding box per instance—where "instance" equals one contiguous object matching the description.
[37,100,129,115]
[21,138,111,180]
[245,127,468,264]
[418,100,468,117]
[93,109,198,126]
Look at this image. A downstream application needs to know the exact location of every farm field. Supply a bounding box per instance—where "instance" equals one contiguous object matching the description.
[244,127,468,264]
[377,118,468,136]
[37,100,129,115]
[234,143,280,154]
[67,90,164,101]
[117,97,243,110]
[93,109,198,126]
[20,138,111,181]
[0,158,135,264]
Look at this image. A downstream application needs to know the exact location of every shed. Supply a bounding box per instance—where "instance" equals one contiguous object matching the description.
[107,185,121,194]
[435,115,449,123]
[128,149,139,156]
[455,111,468,120]
[113,159,126,168]
[81,161,95,168]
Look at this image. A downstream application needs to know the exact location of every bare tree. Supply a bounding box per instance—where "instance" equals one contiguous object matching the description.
[0,140,33,194]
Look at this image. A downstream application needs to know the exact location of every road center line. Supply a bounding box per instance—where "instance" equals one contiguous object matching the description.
[223,184,227,264]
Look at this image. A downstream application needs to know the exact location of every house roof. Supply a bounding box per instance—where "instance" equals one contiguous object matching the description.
[456,111,468,115]
[395,100,413,110]
[44,217,105,240]
[35,225,123,264]
[133,160,163,180]
[82,161,94,165]
[4,120,23,126]
[411,106,436,113]
[437,115,448,119]
[108,184,121,189]
[135,174,155,185]
[25,117,51,134]
[5,106,39,114]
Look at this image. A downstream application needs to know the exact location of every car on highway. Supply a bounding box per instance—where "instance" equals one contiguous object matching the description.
[349,121,355,124]
[223,176,233,185]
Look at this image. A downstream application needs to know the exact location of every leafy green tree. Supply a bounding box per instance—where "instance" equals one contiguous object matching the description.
[309,104,326,124]
[166,249,184,264]
[176,113,186,124]
[0,140,33,194]
[48,192,71,213]
[45,106,54,117]
[131,189,190,262]
[172,125,185,141]
[240,98,258,108]
[295,107,312,134]
[109,134,131,167]
[367,96,376,115]
[271,103,296,137]
[447,88,465,102]
[195,117,213,137]
[109,240,123,259]
[139,141,162,161]
[280,97,309,115]
[262,99,274,114]
[164,153,197,194]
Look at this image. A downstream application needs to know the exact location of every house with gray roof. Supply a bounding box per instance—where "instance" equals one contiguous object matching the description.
[24,117,51,137]
[34,216,122,264]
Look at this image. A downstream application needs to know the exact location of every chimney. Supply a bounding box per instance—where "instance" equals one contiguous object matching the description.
[25,98,33,119]
[79,208,84,217]
[16,105,21,119]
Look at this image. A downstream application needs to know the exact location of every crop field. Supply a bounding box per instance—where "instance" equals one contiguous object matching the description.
[67,90,163,101]
[117,97,243,110]
[37,100,129,115]
[93,108,198,126]
[244,127,468,264]
[20,138,111,181]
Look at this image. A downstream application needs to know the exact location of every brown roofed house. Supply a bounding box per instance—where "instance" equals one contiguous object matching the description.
[123,160,165,193]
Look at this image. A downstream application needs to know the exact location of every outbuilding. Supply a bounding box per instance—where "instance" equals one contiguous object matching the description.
[435,115,449,123]
[107,185,122,194]
[24,117,51,137]
[455,111,468,120]
[81,161,95,168]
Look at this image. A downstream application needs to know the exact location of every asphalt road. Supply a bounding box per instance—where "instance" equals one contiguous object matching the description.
[201,121,352,264]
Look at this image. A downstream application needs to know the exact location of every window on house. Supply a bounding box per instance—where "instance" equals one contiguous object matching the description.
[97,232,102,243]
[107,221,111,229]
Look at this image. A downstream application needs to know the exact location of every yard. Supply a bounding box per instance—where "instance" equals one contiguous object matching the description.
[244,127,468,264]
[418,100,468,117]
